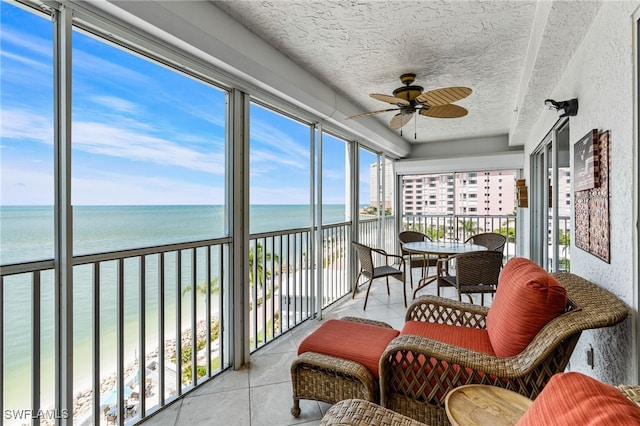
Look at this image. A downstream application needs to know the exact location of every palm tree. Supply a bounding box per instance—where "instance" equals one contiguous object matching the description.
[248,242,279,288]
[182,277,220,297]
[457,219,478,239]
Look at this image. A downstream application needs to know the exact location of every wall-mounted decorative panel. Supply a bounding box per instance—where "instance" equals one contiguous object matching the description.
[574,130,609,263]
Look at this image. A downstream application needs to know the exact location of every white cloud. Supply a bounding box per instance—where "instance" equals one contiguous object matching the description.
[90,96,140,114]
[1,109,53,144]
[73,121,225,174]
[1,107,226,174]
[72,170,224,205]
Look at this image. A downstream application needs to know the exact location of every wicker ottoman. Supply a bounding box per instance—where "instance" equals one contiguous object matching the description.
[290,317,398,417]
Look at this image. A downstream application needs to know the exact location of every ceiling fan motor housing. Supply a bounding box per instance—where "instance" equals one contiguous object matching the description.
[393,85,424,102]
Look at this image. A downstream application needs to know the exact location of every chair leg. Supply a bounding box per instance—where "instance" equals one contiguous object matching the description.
[409,266,413,289]
[386,277,390,295]
[352,270,362,299]
[402,278,407,307]
[363,278,373,310]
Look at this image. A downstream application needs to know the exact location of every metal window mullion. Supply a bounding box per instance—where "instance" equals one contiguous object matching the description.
[191,249,197,386]
[252,242,258,349]
[32,271,41,426]
[293,235,298,323]
[269,238,275,339]
[261,237,267,345]
[158,254,165,405]
[315,124,322,319]
[53,5,74,424]
[117,258,125,423]
[286,237,291,330]
[205,246,211,377]
[218,245,225,370]
[176,251,182,396]
[138,255,146,417]
[551,129,560,272]
[91,263,100,424]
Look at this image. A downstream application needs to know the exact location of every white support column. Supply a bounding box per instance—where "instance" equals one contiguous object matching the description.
[53,5,73,424]
[314,124,323,319]
[349,143,360,285]
[229,89,250,367]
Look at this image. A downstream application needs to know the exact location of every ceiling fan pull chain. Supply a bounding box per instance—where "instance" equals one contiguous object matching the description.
[414,116,417,140]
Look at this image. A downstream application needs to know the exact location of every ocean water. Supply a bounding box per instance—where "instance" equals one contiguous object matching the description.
[0,204,349,413]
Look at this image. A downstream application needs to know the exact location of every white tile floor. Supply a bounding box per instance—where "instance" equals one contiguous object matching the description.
[138,272,473,426]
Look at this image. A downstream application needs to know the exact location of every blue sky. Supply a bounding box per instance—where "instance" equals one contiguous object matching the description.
[1,1,373,206]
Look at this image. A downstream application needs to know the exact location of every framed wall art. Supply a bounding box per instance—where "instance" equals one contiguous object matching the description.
[574,130,609,263]
[573,129,599,192]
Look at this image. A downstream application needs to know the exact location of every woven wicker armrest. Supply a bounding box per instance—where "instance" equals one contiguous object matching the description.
[341,316,395,329]
[617,385,640,407]
[405,295,489,328]
[320,399,427,426]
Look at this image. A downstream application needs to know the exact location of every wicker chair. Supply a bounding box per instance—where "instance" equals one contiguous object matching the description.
[321,386,640,426]
[379,272,629,426]
[436,250,503,305]
[398,231,437,290]
[465,232,507,253]
[352,241,406,310]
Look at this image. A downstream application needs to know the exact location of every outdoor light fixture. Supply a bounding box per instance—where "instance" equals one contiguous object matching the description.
[544,98,578,117]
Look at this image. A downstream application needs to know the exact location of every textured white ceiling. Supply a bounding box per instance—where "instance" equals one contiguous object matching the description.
[212,0,603,147]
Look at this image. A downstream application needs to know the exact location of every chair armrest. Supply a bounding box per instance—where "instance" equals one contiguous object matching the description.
[405,295,489,328]
[372,248,405,267]
[379,334,548,408]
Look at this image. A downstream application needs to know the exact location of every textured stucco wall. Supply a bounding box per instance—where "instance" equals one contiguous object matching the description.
[524,1,639,384]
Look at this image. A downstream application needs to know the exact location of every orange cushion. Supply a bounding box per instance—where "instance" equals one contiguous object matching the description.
[486,257,567,357]
[401,321,495,356]
[298,319,399,378]
[517,372,640,425]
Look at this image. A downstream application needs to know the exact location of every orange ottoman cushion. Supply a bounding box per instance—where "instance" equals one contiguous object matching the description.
[401,321,495,355]
[486,257,567,357]
[298,319,399,378]
[517,372,640,425]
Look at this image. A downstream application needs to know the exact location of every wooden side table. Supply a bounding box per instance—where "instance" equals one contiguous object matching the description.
[445,385,533,426]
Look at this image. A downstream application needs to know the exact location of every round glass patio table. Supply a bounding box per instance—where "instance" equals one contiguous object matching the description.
[401,241,487,298]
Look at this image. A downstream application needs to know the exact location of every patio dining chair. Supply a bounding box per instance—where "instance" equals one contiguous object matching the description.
[436,250,503,305]
[352,241,406,310]
[398,231,437,290]
[465,232,507,253]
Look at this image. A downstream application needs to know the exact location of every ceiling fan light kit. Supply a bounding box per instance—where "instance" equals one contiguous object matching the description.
[346,73,472,134]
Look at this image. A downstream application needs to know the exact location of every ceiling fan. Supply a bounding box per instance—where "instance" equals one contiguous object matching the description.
[346,73,472,131]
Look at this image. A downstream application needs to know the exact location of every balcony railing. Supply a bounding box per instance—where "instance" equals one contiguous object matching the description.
[402,213,519,260]
[0,220,358,425]
[0,212,536,425]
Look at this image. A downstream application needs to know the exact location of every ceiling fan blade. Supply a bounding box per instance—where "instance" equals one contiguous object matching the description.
[345,108,399,120]
[420,104,468,118]
[370,93,411,106]
[389,112,414,129]
[416,87,472,106]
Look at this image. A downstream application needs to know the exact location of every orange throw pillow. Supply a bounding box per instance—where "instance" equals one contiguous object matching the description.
[517,372,640,425]
[486,257,567,357]
[401,321,495,355]
[298,319,399,378]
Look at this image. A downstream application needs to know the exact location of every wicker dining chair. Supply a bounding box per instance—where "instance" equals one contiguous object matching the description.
[436,250,503,305]
[398,231,437,290]
[352,241,406,310]
[465,232,507,253]
[379,272,629,426]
